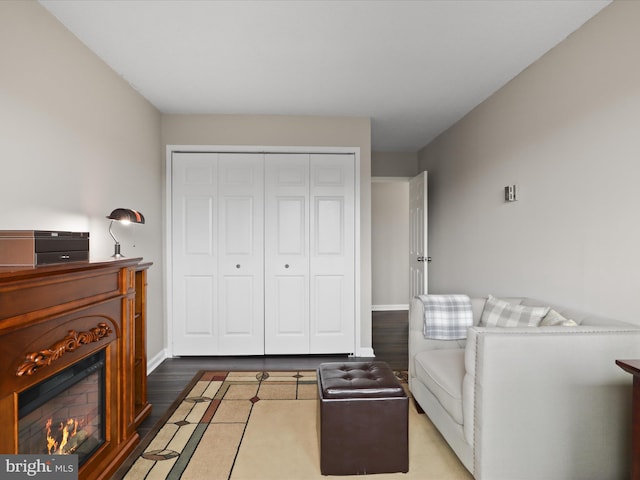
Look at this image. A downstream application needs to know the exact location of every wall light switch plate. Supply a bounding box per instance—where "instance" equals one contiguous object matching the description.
[504,185,518,202]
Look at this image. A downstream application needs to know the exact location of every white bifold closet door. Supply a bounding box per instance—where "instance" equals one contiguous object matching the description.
[172,152,264,355]
[264,153,355,354]
[172,151,354,356]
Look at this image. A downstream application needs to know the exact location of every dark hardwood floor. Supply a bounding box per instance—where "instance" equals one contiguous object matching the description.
[137,310,408,440]
[371,309,409,370]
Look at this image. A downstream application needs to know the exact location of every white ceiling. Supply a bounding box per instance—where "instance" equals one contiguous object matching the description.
[39,0,610,152]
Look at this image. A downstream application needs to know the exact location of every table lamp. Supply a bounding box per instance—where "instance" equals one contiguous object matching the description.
[106,208,145,258]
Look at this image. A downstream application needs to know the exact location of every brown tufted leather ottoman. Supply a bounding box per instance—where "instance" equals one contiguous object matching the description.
[317,361,408,475]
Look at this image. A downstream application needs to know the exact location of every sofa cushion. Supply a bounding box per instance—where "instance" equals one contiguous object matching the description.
[540,309,578,327]
[481,295,549,327]
[413,349,465,425]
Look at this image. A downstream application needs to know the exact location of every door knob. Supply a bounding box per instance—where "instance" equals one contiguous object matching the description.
[236,264,241,269]
[285,264,290,268]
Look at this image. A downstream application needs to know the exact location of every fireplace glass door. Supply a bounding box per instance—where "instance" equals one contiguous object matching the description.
[18,350,106,465]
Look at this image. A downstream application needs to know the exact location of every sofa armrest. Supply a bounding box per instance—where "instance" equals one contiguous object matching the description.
[466,326,640,480]
[409,296,491,384]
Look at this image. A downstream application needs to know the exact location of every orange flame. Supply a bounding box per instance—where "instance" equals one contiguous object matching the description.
[45,418,58,454]
[44,417,81,455]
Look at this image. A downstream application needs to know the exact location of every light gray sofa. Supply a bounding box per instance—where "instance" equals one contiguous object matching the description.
[409,296,640,480]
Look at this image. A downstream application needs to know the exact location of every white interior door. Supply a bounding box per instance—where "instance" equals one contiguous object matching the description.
[409,171,428,299]
[264,154,310,354]
[309,153,355,354]
[172,152,219,355]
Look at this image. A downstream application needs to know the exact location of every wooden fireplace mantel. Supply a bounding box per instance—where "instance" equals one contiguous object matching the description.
[0,258,152,480]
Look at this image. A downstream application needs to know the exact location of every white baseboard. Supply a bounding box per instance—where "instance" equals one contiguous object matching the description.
[372,304,409,311]
[147,349,168,374]
[147,346,379,370]
[353,347,375,358]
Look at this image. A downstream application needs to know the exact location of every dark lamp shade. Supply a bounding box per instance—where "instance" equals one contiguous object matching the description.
[106,208,145,224]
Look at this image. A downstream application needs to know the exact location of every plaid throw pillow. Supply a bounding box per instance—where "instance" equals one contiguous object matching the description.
[481,295,550,327]
[540,309,579,326]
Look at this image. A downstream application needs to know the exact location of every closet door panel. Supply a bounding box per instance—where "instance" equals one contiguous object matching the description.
[172,152,219,355]
[221,276,256,332]
[224,197,254,252]
[217,153,265,355]
[278,198,306,254]
[316,197,345,257]
[309,154,355,354]
[265,154,310,354]
[274,275,307,330]
[313,275,344,332]
[183,276,215,334]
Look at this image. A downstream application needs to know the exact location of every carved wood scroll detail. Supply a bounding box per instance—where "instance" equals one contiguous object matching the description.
[16,323,112,377]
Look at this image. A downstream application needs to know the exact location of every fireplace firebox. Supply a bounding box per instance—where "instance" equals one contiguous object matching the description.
[18,350,106,465]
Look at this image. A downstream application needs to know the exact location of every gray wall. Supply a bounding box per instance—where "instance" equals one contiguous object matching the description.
[0,1,165,357]
[372,179,410,308]
[372,151,418,177]
[418,1,640,324]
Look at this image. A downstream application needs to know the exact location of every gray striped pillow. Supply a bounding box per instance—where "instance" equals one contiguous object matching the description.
[481,295,550,327]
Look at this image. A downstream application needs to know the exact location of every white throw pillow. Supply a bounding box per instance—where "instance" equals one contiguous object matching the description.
[540,309,579,327]
[481,295,550,327]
